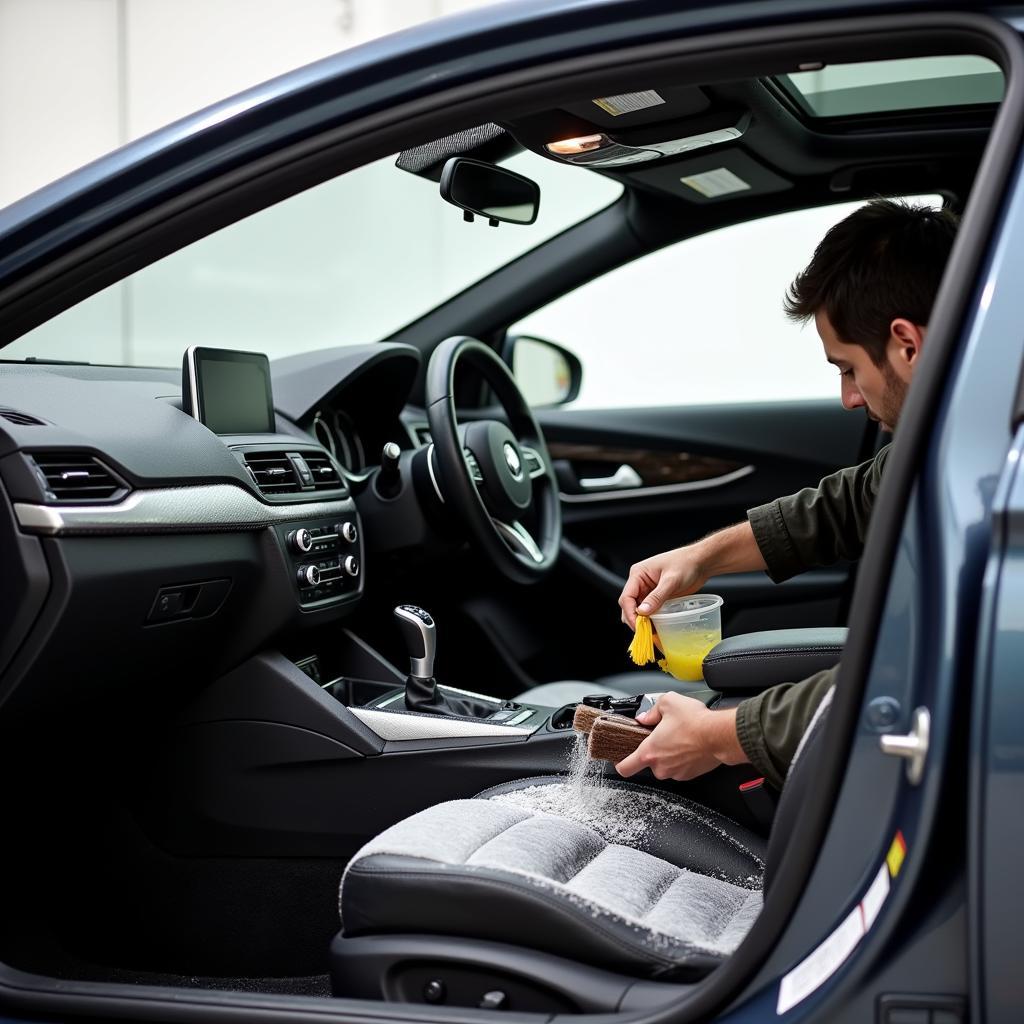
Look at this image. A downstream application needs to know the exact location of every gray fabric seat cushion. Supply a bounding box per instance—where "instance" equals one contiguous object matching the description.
[339,776,764,979]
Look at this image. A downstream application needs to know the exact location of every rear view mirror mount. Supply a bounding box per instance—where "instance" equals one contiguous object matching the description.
[439,157,540,226]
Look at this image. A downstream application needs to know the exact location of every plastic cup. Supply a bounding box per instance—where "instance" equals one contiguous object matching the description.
[649,595,723,681]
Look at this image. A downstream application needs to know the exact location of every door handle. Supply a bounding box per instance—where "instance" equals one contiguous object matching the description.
[578,464,643,491]
[879,706,929,785]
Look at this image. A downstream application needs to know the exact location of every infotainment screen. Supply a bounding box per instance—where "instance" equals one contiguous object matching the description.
[182,347,276,435]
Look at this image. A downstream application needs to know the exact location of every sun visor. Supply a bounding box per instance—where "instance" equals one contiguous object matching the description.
[626,149,792,202]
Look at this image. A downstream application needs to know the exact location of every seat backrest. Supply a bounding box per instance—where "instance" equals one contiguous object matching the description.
[761,686,834,894]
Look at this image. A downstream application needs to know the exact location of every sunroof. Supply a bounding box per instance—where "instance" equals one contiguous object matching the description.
[777,55,1003,118]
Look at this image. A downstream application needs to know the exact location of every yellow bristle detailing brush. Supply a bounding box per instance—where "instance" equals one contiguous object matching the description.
[628,614,656,665]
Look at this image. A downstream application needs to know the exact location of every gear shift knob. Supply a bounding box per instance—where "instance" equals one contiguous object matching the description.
[394,604,436,680]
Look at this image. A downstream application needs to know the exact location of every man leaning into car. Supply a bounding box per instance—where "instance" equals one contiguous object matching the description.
[615,198,958,790]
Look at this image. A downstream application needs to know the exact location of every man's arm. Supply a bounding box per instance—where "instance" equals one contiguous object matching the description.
[734,667,837,788]
[615,667,836,786]
[615,693,749,781]
[749,445,890,584]
[618,521,767,628]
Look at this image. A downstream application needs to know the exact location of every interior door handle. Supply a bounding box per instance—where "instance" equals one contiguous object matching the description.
[578,464,643,490]
[879,706,929,785]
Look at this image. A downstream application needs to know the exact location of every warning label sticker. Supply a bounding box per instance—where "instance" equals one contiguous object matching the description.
[592,90,665,116]
[776,833,907,1015]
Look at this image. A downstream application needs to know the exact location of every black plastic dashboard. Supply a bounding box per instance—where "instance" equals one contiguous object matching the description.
[0,343,425,719]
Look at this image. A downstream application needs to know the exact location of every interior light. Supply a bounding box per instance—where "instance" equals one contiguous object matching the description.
[546,134,607,156]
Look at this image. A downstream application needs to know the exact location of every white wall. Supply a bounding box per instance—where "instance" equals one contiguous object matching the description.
[0,0,494,210]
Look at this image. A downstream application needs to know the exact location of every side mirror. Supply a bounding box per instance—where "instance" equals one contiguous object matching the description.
[439,157,540,226]
[508,335,582,407]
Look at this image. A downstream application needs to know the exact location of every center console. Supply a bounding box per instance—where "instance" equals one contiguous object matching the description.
[272,517,362,607]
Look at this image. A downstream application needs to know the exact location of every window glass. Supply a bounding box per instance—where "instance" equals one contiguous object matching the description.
[779,55,1002,118]
[6,149,622,367]
[511,197,942,410]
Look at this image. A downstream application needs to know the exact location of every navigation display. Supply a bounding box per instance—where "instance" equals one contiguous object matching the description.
[183,347,276,435]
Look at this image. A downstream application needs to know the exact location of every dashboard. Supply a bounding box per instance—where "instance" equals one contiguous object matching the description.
[0,343,427,718]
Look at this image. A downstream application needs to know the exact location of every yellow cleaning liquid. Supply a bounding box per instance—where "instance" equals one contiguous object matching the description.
[657,632,719,681]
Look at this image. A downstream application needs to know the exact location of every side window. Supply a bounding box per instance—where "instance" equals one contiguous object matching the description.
[512,198,940,410]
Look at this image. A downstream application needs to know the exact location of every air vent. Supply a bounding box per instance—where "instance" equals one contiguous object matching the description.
[412,425,432,447]
[303,452,343,491]
[29,453,126,503]
[242,452,300,495]
[0,407,44,426]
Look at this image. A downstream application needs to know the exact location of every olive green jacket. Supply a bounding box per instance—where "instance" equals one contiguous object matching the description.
[733,444,890,788]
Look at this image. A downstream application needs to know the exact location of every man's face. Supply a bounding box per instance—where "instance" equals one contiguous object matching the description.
[815,311,922,432]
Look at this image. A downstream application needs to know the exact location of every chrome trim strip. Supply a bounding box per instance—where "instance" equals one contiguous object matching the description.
[350,707,535,740]
[14,484,354,536]
[427,443,445,503]
[559,464,755,503]
[492,518,544,562]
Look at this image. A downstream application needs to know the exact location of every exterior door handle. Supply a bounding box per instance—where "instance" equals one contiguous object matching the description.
[578,464,643,491]
[879,706,930,785]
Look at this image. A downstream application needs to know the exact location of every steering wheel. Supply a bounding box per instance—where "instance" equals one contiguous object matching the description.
[425,336,561,584]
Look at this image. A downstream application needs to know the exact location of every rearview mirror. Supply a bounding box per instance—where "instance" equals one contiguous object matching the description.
[440,157,540,226]
[508,335,582,407]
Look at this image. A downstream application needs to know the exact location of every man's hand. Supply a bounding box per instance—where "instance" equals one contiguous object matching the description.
[618,548,706,629]
[615,693,748,781]
[618,521,768,629]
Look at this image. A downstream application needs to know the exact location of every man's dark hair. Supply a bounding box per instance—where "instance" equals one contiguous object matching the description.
[784,198,959,364]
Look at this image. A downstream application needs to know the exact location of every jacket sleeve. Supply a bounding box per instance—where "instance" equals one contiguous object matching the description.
[734,667,837,790]
[746,444,890,583]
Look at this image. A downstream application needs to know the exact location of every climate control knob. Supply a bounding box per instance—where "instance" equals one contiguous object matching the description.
[343,555,360,578]
[341,521,358,543]
[297,564,321,587]
[289,528,313,554]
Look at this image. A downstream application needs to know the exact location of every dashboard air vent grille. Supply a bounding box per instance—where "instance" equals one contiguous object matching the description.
[242,452,300,495]
[303,452,342,490]
[0,407,45,426]
[30,453,126,502]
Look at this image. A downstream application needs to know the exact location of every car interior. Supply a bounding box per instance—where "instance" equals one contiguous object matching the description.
[0,18,1009,1021]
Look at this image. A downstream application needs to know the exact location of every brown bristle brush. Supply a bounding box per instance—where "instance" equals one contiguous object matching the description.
[587,715,652,764]
[571,703,606,736]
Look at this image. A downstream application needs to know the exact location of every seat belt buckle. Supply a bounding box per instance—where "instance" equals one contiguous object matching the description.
[738,776,778,832]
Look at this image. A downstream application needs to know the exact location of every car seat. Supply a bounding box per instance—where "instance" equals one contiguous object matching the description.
[330,687,833,1010]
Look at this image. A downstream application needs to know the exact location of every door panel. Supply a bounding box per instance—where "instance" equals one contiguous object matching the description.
[497,398,873,687]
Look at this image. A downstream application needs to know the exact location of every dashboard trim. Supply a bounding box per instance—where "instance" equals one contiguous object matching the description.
[14,484,356,536]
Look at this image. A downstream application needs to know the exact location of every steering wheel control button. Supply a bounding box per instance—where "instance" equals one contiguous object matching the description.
[423,980,445,1003]
[297,564,321,587]
[343,555,360,577]
[288,528,313,554]
[341,521,358,543]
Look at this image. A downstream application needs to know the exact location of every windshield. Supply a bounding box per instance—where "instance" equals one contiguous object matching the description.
[5,150,622,367]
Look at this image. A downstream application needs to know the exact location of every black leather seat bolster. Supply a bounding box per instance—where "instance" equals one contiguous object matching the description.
[344,853,702,978]
[702,627,847,693]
